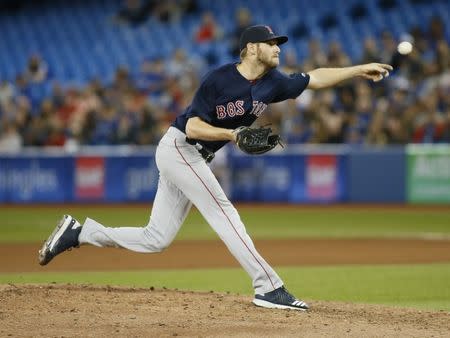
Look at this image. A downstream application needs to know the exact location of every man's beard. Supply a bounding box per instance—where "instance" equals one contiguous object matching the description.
[256,48,278,69]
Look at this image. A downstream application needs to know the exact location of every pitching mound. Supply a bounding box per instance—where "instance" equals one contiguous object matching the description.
[1,284,448,337]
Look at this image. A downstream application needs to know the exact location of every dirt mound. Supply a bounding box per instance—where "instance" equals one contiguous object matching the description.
[1,284,448,338]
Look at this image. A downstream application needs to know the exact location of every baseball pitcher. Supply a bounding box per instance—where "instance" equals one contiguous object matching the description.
[39,25,392,311]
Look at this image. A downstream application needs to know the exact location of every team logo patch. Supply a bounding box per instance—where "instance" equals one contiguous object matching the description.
[264,26,274,34]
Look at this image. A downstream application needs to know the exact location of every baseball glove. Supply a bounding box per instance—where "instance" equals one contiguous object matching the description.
[234,126,283,155]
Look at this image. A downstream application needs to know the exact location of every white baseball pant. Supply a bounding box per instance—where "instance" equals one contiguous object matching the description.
[78,127,283,294]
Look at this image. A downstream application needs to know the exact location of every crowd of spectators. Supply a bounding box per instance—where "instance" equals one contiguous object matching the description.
[113,0,199,25]
[265,15,450,145]
[0,6,449,152]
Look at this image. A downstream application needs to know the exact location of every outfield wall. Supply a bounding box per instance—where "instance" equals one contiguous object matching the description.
[0,145,449,204]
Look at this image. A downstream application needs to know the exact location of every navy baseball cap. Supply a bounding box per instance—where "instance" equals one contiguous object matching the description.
[239,25,288,51]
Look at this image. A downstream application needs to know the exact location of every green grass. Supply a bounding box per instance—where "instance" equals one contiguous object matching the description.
[1,205,450,242]
[2,205,449,311]
[1,263,449,311]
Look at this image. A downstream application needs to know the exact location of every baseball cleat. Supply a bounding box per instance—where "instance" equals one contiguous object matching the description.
[253,286,309,311]
[38,215,82,266]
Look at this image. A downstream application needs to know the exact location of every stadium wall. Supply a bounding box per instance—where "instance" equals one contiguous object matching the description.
[0,145,449,204]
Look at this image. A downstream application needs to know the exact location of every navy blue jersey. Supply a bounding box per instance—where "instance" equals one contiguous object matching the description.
[172,63,310,152]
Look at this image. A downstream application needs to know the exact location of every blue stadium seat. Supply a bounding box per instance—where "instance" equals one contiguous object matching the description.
[0,0,447,83]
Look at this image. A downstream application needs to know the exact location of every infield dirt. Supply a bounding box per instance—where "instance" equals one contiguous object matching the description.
[1,284,449,338]
[2,238,450,273]
[1,237,450,337]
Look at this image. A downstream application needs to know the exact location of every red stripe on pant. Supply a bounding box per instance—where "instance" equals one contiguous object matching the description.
[174,139,275,290]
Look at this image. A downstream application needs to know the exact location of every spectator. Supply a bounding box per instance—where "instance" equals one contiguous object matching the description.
[49,82,66,109]
[0,80,15,107]
[229,7,252,57]
[111,66,133,94]
[412,90,447,143]
[193,12,223,66]
[1,10,448,148]
[434,39,449,74]
[427,15,445,47]
[366,100,389,145]
[14,74,31,105]
[46,114,66,147]
[284,113,315,144]
[360,37,381,64]
[115,113,137,144]
[0,98,16,123]
[280,48,301,73]
[326,40,351,67]
[23,113,49,146]
[22,98,56,146]
[314,90,346,143]
[136,104,159,145]
[379,30,397,65]
[89,105,118,145]
[24,54,49,84]
[150,0,183,23]
[114,0,151,26]
[165,48,200,80]
[439,109,450,143]
[345,92,373,145]
[134,58,166,96]
[13,96,32,136]
[304,38,327,69]
[0,122,22,153]
[335,85,356,112]
[194,11,223,44]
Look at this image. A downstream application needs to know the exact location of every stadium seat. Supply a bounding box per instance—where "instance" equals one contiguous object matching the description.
[0,0,447,84]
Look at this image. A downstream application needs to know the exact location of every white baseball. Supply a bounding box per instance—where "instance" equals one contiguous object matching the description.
[397,41,413,55]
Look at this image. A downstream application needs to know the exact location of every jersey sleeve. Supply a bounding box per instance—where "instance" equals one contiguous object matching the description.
[185,75,216,123]
[272,71,310,102]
